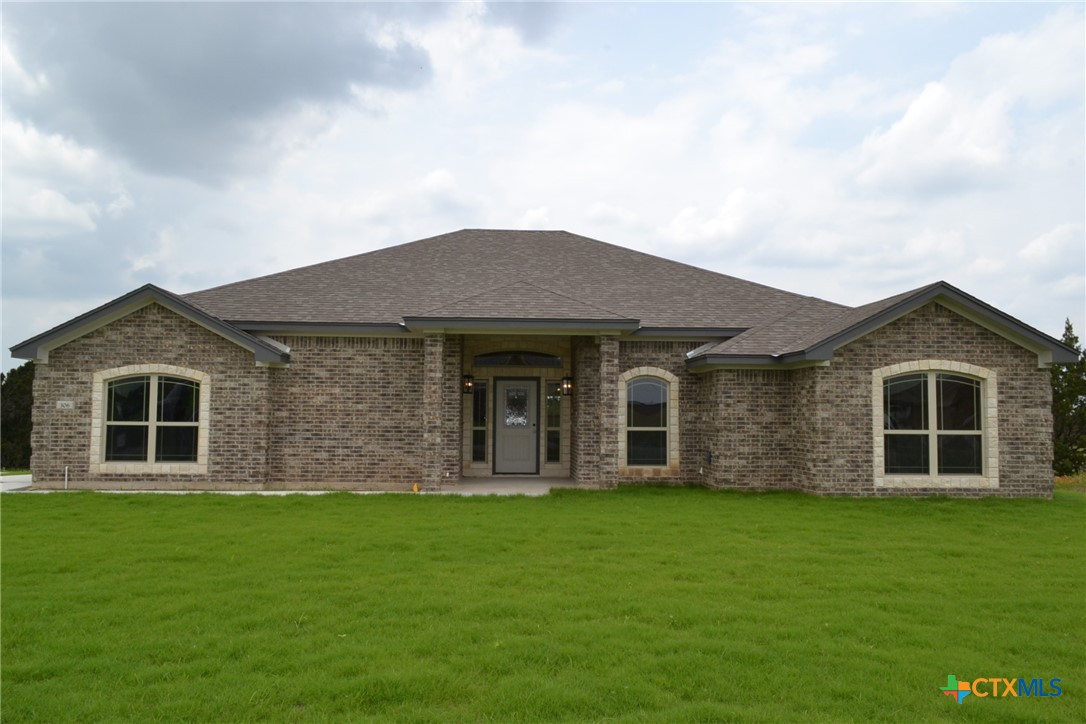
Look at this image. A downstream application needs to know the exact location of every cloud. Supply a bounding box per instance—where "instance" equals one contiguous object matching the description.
[2,118,100,181]
[945,5,1085,107]
[854,6,1083,198]
[658,189,783,248]
[1019,223,1086,277]
[3,188,100,239]
[482,2,565,44]
[3,3,435,183]
[855,82,1012,195]
[2,3,1082,375]
[408,2,561,104]
[106,192,135,220]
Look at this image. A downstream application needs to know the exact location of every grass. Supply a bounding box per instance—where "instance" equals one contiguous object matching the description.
[1056,471,1086,493]
[2,487,1083,722]
[0,468,30,476]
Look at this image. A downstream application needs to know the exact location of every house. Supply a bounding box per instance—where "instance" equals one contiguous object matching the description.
[11,229,1076,496]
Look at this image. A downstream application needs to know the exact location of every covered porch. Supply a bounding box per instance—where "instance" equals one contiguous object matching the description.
[417,330,626,491]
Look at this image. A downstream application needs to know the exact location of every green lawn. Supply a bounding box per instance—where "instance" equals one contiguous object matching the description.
[2,488,1083,722]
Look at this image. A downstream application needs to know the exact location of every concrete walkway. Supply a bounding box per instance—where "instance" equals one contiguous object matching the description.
[1,476,582,496]
[441,477,580,497]
[1,475,33,492]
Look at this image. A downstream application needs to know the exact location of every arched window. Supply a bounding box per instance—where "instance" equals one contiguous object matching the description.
[90,364,210,474]
[105,375,201,462]
[626,377,669,466]
[874,361,998,489]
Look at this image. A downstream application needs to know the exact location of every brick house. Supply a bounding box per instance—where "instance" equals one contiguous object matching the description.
[11,229,1076,496]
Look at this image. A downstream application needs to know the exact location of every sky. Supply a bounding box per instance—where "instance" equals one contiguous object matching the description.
[2,1,1084,372]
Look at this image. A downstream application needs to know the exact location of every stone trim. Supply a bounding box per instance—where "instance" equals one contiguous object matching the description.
[618,365,681,478]
[89,364,211,475]
[872,360,999,489]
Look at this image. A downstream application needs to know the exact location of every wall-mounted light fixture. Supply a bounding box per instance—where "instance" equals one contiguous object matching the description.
[560,376,574,396]
[462,375,474,394]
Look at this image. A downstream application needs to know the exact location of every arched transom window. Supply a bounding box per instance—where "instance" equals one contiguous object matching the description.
[627,377,669,466]
[106,375,201,462]
[619,367,680,473]
[90,364,210,474]
[873,360,998,489]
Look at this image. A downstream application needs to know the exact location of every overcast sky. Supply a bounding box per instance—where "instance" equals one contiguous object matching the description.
[3,2,1084,372]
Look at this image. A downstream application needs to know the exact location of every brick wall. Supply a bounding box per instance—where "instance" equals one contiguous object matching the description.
[701,369,795,491]
[797,301,1053,498]
[267,335,426,490]
[29,301,1052,497]
[686,302,1052,498]
[617,340,706,485]
[31,303,270,489]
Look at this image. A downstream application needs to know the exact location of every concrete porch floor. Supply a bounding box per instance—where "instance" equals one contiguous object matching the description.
[442,477,582,496]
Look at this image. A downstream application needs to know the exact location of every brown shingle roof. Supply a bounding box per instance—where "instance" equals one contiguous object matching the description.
[693,280,1076,365]
[182,229,841,329]
[413,280,631,321]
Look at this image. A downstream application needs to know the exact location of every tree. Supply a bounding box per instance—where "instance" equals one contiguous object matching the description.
[1,361,35,469]
[1052,319,1086,475]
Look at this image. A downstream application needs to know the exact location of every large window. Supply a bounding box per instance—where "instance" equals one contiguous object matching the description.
[883,372,983,475]
[105,375,200,462]
[626,377,668,466]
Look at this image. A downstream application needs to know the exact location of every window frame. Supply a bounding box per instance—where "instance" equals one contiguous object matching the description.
[471,380,488,463]
[90,365,211,474]
[873,361,998,489]
[545,379,562,464]
[618,367,680,475]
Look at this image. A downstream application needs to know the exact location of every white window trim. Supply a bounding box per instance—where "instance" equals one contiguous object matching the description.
[618,367,680,475]
[872,360,998,489]
[90,364,211,475]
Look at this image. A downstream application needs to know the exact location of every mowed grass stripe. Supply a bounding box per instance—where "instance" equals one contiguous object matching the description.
[2,488,1082,722]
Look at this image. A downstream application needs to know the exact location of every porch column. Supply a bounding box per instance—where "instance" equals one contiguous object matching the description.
[422,333,445,490]
[571,334,620,487]
[598,335,620,488]
[422,332,462,490]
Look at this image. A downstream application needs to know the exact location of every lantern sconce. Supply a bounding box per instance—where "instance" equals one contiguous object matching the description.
[560,376,574,396]
[462,375,474,394]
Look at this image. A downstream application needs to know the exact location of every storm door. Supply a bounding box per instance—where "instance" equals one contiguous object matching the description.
[493,379,539,474]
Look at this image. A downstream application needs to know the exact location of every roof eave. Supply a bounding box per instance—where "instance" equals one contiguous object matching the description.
[235,322,410,336]
[685,353,829,372]
[10,284,290,365]
[401,317,641,334]
[632,327,744,339]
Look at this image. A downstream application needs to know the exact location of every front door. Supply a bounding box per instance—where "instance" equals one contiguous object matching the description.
[494,379,538,474]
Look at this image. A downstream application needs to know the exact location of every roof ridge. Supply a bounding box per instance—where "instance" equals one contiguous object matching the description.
[547,230,843,306]
[521,280,630,319]
[414,279,527,316]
